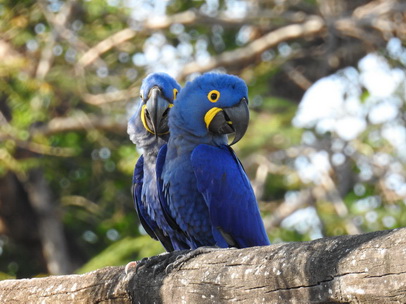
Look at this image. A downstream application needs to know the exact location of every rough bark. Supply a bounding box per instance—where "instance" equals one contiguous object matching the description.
[0,228,405,303]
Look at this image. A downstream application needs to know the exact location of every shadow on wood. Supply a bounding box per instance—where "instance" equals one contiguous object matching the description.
[0,228,405,303]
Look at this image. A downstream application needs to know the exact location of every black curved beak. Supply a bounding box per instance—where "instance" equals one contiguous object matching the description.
[207,98,249,145]
[145,87,171,137]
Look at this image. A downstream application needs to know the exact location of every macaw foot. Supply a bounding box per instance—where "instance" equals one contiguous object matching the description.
[166,246,221,273]
[124,252,173,276]
[124,256,151,275]
[125,248,224,276]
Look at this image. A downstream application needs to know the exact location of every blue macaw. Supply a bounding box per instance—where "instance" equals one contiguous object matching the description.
[128,72,189,251]
[157,73,270,249]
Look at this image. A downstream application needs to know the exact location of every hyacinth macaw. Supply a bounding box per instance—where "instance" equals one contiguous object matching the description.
[157,73,270,249]
[127,72,189,252]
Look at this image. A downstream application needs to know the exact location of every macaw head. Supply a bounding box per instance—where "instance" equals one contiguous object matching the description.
[128,73,181,147]
[173,73,249,145]
[137,72,181,137]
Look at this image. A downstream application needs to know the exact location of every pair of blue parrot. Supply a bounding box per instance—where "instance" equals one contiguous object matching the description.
[127,72,270,253]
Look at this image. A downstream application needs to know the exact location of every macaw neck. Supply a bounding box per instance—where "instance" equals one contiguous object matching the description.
[142,150,158,183]
[140,135,168,162]
[167,113,228,157]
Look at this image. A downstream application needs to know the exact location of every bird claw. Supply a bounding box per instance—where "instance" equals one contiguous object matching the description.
[124,248,221,276]
[165,246,220,273]
[124,256,151,275]
[124,252,174,277]
[124,261,138,274]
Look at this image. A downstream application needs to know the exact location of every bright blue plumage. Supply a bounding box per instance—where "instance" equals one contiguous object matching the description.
[128,72,189,251]
[157,73,270,249]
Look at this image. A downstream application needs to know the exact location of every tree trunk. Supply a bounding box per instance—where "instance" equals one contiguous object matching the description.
[24,169,74,275]
[0,228,405,303]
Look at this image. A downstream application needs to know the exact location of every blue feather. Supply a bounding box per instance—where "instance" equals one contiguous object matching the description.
[191,144,270,248]
[158,73,270,249]
[132,155,175,251]
[128,73,189,251]
[157,144,212,249]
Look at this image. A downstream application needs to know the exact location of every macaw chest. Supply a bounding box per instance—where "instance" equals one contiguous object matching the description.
[163,156,215,245]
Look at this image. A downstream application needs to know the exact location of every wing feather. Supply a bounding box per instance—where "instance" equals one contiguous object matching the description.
[191,144,270,248]
[132,155,174,251]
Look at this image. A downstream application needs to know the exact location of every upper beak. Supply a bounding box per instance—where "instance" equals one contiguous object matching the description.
[205,98,249,145]
[144,87,171,137]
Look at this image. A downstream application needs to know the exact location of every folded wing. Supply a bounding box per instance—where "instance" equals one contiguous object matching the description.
[191,144,270,248]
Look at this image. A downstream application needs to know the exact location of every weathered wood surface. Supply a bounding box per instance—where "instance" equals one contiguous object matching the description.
[0,228,405,303]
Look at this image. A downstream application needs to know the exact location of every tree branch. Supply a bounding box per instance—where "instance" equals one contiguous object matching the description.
[30,113,127,136]
[177,1,406,79]
[77,28,138,68]
[81,87,139,105]
[38,0,89,53]
[77,10,248,69]
[36,0,76,79]
[1,228,405,303]
[178,17,325,79]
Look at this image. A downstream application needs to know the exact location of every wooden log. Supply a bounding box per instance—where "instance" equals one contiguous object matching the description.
[0,228,405,303]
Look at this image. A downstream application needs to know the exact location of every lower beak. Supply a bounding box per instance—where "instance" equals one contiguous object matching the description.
[205,98,249,145]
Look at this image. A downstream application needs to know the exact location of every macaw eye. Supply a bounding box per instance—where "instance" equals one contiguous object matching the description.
[139,90,144,100]
[173,88,179,100]
[207,90,220,103]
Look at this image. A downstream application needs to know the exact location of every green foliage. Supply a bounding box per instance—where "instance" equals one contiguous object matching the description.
[77,236,164,274]
[245,97,302,152]
[269,226,312,243]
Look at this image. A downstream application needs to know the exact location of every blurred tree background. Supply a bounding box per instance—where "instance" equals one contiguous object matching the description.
[0,0,405,279]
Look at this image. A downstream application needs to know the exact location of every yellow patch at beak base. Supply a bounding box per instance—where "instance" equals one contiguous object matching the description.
[141,104,171,135]
[204,107,223,129]
[141,104,154,134]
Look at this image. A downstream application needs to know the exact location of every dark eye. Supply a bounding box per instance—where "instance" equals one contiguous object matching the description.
[207,90,220,103]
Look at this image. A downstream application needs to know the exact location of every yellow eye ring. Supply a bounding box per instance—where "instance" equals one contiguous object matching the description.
[173,88,179,100]
[207,90,220,103]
